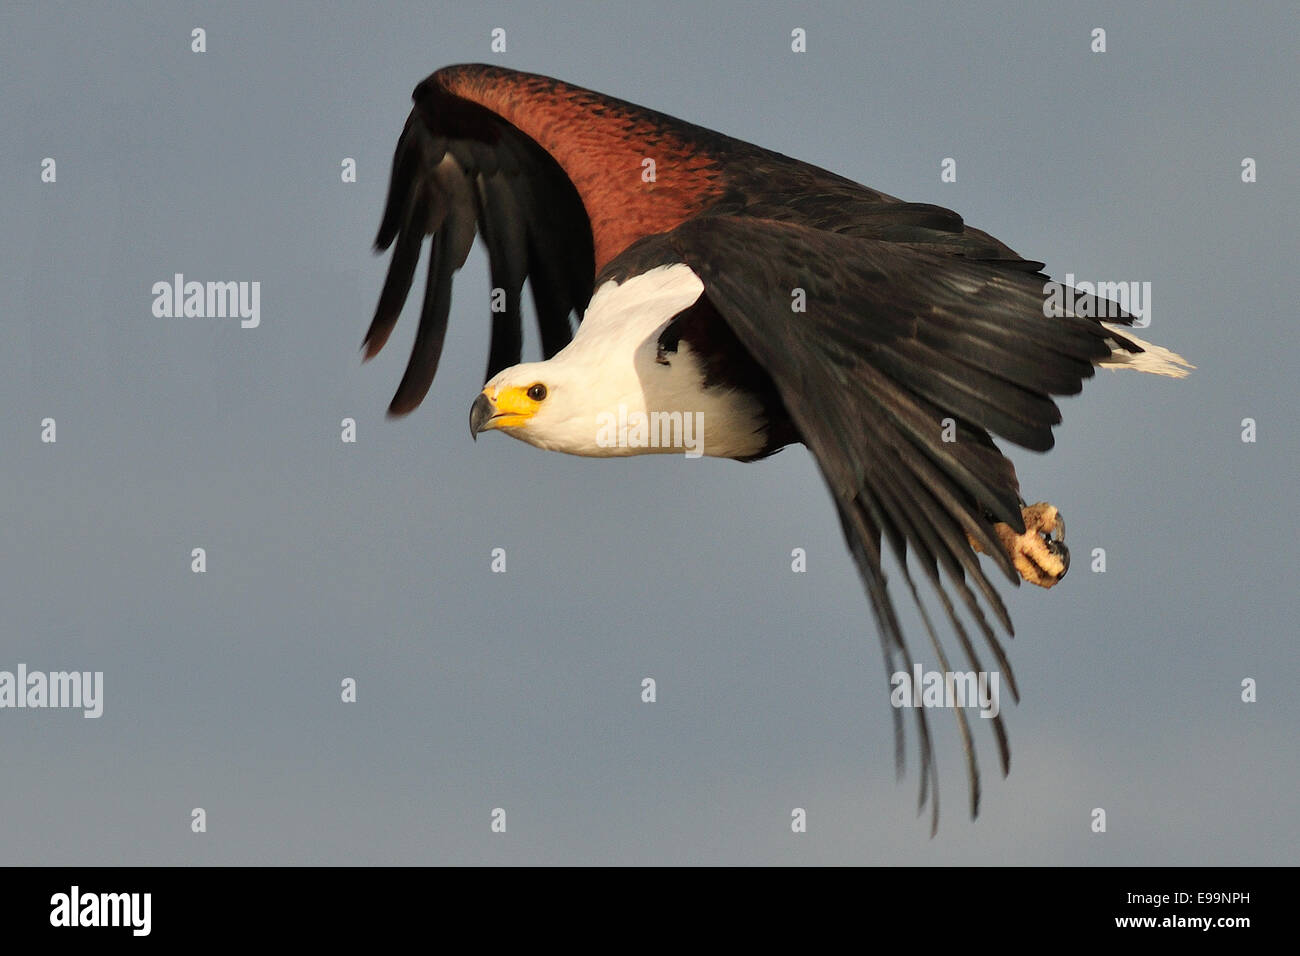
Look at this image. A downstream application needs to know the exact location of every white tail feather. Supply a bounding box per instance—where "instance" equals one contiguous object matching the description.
[1098,324,1195,378]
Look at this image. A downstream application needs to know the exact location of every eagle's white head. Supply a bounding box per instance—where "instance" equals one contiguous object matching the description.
[468,264,768,459]
[469,359,608,454]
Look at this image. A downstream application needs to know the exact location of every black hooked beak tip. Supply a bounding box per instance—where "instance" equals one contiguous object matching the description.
[469,392,494,441]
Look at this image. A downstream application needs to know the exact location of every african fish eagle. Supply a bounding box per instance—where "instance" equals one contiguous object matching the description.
[364,64,1192,831]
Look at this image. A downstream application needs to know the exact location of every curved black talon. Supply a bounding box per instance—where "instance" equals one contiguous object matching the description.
[1046,539,1070,578]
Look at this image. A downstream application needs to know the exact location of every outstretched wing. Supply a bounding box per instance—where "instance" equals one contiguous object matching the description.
[664,216,1134,832]
[366,65,1051,418]
[366,79,595,414]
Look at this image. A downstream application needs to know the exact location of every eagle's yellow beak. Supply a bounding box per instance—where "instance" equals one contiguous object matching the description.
[469,386,538,439]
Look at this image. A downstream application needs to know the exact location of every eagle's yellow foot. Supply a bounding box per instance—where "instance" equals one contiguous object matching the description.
[971,501,1069,589]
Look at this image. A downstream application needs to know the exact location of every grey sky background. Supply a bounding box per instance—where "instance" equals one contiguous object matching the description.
[2,1,1296,864]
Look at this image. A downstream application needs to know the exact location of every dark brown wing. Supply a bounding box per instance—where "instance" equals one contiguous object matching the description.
[368,65,1053,415]
[366,80,595,414]
[661,216,1132,831]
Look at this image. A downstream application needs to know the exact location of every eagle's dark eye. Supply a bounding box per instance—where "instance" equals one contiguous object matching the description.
[527,383,547,401]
